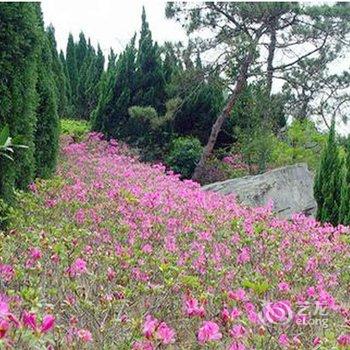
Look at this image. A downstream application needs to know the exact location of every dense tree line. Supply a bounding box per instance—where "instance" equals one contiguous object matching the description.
[91,7,227,161]
[0,3,60,212]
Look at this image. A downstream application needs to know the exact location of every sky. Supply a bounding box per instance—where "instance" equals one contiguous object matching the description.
[41,0,187,55]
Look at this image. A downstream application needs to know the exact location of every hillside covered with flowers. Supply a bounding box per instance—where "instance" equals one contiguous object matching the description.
[0,133,349,349]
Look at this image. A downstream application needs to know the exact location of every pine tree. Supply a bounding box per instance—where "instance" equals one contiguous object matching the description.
[314,119,342,225]
[133,7,166,113]
[46,24,68,117]
[34,8,59,178]
[339,138,350,224]
[66,33,78,113]
[0,3,40,200]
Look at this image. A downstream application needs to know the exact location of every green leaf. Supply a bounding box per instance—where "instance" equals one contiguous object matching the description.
[0,125,10,146]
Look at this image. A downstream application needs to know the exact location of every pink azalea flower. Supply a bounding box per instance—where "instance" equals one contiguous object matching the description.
[236,247,250,264]
[132,340,154,350]
[143,315,158,338]
[313,337,321,346]
[278,282,290,293]
[69,258,87,277]
[0,301,9,318]
[77,329,93,342]
[75,208,85,225]
[23,311,37,331]
[30,247,42,260]
[184,297,205,317]
[156,322,176,344]
[230,324,246,338]
[338,334,350,347]
[197,321,222,344]
[228,289,246,301]
[141,244,153,253]
[40,315,55,333]
[107,267,116,281]
[221,307,241,323]
[229,342,246,350]
[0,319,9,339]
[278,334,289,347]
[0,264,14,282]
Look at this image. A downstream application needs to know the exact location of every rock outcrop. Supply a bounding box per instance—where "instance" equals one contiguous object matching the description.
[202,163,317,219]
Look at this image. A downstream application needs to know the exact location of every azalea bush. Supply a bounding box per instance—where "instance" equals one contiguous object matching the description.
[0,133,349,349]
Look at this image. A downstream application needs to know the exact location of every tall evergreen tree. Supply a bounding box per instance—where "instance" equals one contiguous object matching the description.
[75,32,88,71]
[170,61,224,145]
[314,119,342,225]
[107,48,117,71]
[59,49,73,116]
[66,33,78,112]
[0,3,40,200]
[92,36,137,138]
[46,24,68,117]
[85,44,105,118]
[339,138,350,224]
[34,7,59,178]
[133,7,166,113]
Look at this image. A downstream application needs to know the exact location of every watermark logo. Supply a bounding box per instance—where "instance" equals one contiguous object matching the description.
[258,300,329,328]
[259,300,294,325]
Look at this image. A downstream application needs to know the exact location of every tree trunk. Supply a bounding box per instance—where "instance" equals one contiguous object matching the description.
[192,52,254,182]
[266,25,277,98]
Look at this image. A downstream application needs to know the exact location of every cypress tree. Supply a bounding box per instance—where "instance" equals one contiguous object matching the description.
[339,138,350,224]
[59,50,73,117]
[85,44,105,119]
[107,48,117,71]
[75,32,88,72]
[46,24,68,118]
[314,119,342,225]
[92,36,137,138]
[34,8,59,178]
[66,33,78,113]
[133,7,166,113]
[0,3,40,200]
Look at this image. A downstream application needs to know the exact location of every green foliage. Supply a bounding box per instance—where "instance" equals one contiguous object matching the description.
[60,119,90,141]
[75,32,88,71]
[339,137,350,225]
[133,7,166,114]
[0,2,40,202]
[230,84,287,173]
[166,136,202,178]
[128,99,179,160]
[170,66,225,145]
[0,125,14,161]
[34,23,60,179]
[46,25,69,118]
[314,119,342,225]
[270,120,327,171]
[92,36,137,139]
[66,33,79,111]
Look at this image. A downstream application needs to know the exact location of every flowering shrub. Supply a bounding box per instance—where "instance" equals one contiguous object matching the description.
[0,132,349,348]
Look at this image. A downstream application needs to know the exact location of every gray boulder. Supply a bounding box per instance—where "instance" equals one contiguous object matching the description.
[202,163,317,218]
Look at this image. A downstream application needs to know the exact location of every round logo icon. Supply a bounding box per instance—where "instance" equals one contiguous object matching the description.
[259,300,294,325]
